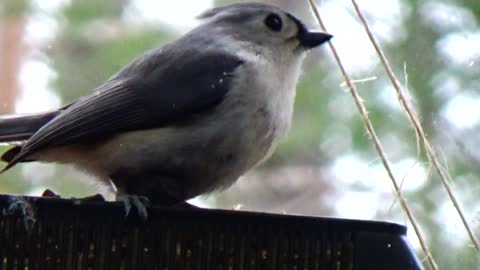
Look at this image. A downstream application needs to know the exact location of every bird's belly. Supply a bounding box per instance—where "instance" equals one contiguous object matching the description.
[85,113,278,197]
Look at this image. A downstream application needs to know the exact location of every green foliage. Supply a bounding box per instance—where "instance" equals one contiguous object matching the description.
[63,0,126,26]
[52,29,173,102]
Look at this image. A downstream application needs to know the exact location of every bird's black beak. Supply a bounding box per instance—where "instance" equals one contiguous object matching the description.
[286,13,332,50]
[299,31,332,49]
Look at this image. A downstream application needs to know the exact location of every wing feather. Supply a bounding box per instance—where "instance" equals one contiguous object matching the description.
[2,47,243,172]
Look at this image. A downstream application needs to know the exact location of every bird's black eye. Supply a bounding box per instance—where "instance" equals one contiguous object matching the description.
[264,13,283,32]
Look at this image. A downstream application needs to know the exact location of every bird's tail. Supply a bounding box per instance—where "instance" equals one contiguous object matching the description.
[0,111,58,143]
[0,111,59,165]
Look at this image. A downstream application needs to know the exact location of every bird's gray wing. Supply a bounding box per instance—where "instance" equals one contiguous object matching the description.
[3,48,244,170]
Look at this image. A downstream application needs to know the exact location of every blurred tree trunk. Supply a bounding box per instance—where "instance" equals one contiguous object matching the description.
[0,1,27,114]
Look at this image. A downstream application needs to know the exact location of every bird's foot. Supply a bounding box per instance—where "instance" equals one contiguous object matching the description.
[3,196,36,232]
[117,194,151,220]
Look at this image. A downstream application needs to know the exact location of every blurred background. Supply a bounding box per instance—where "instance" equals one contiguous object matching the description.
[0,0,479,268]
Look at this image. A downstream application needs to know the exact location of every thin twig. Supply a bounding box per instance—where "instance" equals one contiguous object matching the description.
[351,0,480,252]
[339,76,377,88]
[306,1,438,269]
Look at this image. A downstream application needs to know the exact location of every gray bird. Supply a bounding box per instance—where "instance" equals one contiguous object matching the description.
[0,3,331,213]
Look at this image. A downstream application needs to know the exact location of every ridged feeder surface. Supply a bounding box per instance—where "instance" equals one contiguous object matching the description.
[0,194,422,270]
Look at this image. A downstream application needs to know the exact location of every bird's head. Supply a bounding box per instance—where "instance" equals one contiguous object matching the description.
[197,3,332,60]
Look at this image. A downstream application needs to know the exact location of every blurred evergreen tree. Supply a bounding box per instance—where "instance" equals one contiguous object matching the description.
[51,0,174,103]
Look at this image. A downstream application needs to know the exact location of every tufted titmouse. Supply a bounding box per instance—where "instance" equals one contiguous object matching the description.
[0,3,331,212]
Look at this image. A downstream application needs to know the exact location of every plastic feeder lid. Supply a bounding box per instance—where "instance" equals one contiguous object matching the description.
[0,194,423,270]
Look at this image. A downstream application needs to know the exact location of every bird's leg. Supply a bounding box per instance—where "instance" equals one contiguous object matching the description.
[116,193,151,220]
[116,194,197,218]
[110,176,196,218]
[111,178,151,219]
[3,196,36,232]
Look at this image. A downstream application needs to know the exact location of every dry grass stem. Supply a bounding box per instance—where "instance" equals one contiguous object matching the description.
[351,0,480,252]
[339,76,377,88]
[306,0,438,269]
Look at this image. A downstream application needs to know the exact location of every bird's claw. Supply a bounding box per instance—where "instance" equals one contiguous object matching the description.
[3,196,36,232]
[118,195,151,220]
